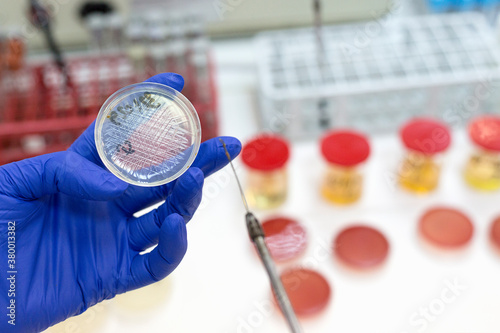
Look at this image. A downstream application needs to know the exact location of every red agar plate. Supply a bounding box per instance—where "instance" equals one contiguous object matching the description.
[278,268,331,317]
[419,207,474,248]
[262,217,307,262]
[490,216,500,250]
[334,225,389,269]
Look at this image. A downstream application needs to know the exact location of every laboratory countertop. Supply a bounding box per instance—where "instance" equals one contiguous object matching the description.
[44,38,500,333]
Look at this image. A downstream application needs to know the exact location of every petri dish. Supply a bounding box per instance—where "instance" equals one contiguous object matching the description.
[334,225,389,269]
[262,216,307,262]
[419,207,474,248]
[95,82,201,186]
[490,216,500,251]
[277,268,331,317]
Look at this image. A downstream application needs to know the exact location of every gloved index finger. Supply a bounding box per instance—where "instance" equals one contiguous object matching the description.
[68,73,185,167]
[191,136,242,178]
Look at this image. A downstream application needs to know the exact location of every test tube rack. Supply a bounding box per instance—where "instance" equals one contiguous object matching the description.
[256,13,500,140]
[0,51,218,166]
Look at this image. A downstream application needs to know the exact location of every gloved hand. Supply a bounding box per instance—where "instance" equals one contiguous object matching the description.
[0,73,241,333]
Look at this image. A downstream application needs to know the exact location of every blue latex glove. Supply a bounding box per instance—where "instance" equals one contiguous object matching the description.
[0,73,241,333]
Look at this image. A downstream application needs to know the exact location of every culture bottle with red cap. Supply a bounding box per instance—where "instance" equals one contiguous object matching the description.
[398,118,451,193]
[320,130,370,204]
[241,134,290,209]
[464,116,500,191]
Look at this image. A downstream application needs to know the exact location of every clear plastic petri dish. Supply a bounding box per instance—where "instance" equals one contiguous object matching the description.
[95,82,201,187]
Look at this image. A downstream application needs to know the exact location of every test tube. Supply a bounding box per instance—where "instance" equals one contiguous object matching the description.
[5,34,25,72]
[85,13,105,53]
[185,13,205,43]
[241,134,290,209]
[148,25,169,74]
[108,13,124,52]
[0,33,5,78]
[190,38,210,102]
[167,24,188,77]
[464,116,500,191]
[320,130,370,204]
[398,118,451,193]
[125,21,147,80]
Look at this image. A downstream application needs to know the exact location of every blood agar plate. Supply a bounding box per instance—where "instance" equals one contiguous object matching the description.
[419,207,474,248]
[334,225,389,269]
[278,268,331,317]
[95,82,201,186]
[262,217,307,262]
[490,217,500,250]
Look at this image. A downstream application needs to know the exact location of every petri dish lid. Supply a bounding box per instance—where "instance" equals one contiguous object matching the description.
[95,82,201,187]
[419,207,474,248]
[262,216,307,262]
[468,116,500,152]
[400,118,451,155]
[277,268,331,317]
[333,225,389,269]
[241,134,290,171]
[321,130,370,167]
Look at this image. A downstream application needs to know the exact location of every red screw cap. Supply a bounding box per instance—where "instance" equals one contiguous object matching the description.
[469,116,500,152]
[400,118,451,155]
[241,134,290,171]
[321,130,370,167]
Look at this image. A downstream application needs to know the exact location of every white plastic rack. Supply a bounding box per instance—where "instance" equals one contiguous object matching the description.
[256,13,500,139]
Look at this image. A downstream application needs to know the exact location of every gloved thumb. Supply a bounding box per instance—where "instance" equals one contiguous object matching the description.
[0,151,128,200]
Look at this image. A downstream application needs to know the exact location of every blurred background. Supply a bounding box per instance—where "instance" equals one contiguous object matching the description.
[2,0,500,332]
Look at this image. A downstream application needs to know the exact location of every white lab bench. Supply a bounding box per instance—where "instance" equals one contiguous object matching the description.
[45,37,500,333]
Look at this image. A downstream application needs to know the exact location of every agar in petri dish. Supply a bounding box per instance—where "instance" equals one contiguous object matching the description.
[333,225,389,269]
[419,207,474,248]
[278,268,331,317]
[262,216,307,262]
[490,216,500,251]
[95,82,201,186]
